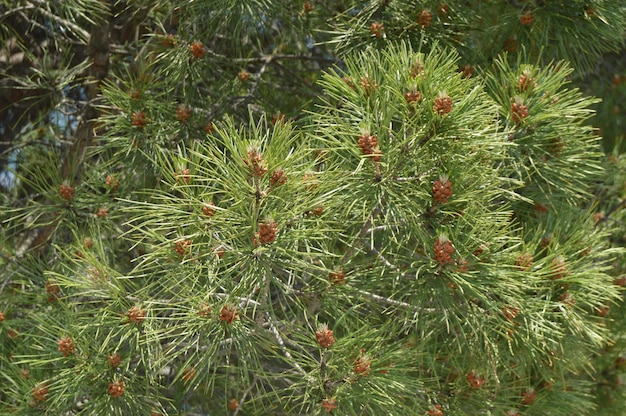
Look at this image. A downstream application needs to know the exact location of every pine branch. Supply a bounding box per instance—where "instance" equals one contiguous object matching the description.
[25,0,91,42]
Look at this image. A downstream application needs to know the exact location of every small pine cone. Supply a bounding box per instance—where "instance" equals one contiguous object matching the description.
[461,64,474,78]
[521,388,536,405]
[310,206,324,216]
[175,168,191,184]
[473,243,489,258]
[272,113,286,125]
[303,2,314,13]
[540,235,551,249]
[506,410,521,416]
[107,353,121,368]
[550,256,568,280]
[130,89,141,100]
[32,383,49,404]
[359,76,378,95]
[131,111,147,129]
[433,235,454,266]
[315,324,335,348]
[520,12,535,26]
[258,220,278,245]
[107,380,125,397]
[357,133,375,154]
[342,76,355,89]
[176,105,191,123]
[162,34,176,47]
[96,207,108,218]
[197,303,211,317]
[533,202,548,214]
[46,280,60,301]
[127,306,145,323]
[87,267,104,282]
[511,98,528,123]
[516,253,533,271]
[353,355,371,376]
[466,371,485,388]
[614,276,626,286]
[517,70,537,92]
[321,397,337,413]
[596,306,609,317]
[83,237,93,249]
[0,311,4,322]
[36,273,51,292]
[593,212,606,224]
[411,59,425,78]
[432,174,452,203]
[434,92,453,115]
[405,90,422,104]
[238,70,250,82]
[59,183,75,200]
[270,168,287,186]
[227,398,239,411]
[105,175,119,190]
[244,147,268,177]
[329,270,346,285]
[370,21,384,38]
[190,41,205,59]
[503,37,518,53]
[437,3,450,17]
[175,239,191,257]
[427,404,444,416]
[219,304,239,324]
[357,132,382,161]
[417,9,433,27]
[202,203,216,217]
[58,336,75,356]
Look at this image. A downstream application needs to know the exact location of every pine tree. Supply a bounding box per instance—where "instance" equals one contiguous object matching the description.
[1,1,625,415]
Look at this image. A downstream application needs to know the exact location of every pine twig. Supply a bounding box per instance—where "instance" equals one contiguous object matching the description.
[266,313,315,384]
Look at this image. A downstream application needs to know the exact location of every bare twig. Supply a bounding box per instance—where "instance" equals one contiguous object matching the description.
[26,0,91,42]
[266,314,315,384]
[0,5,35,20]
[233,56,272,110]
[232,375,257,416]
[341,202,383,264]
[368,246,399,271]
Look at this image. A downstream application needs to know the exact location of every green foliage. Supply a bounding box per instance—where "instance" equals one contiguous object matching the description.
[1,1,625,415]
[332,0,625,74]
